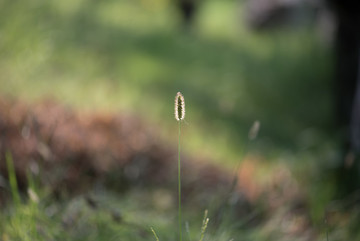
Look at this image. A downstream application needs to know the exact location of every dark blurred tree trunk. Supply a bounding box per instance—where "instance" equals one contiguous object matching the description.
[177,0,198,28]
[328,0,360,196]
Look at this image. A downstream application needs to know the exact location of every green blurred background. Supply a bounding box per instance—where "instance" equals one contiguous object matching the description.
[2,0,356,240]
[0,0,332,160]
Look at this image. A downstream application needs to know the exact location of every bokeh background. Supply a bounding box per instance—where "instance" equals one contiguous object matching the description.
[0,0,359,240]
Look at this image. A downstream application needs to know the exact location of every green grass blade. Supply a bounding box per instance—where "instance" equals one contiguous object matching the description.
[185,221,192,241]
[199,210,209,241]
[150,227,160,241]
[6,151,21,206]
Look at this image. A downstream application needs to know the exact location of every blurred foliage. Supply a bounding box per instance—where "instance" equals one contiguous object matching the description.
[0,0,332,161]
[1,0,356,240]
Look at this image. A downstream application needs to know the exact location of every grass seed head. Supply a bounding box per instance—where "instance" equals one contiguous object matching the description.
[175,92,185,121]
[248,120,260,140]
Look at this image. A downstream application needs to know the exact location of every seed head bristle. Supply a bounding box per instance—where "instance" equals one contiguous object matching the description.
[175,92,185,121]
[248,120,260,140]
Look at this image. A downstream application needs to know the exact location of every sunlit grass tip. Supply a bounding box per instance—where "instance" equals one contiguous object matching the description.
[248,120,260,140]
[150,227,160,241]
[199,210,209,241]
[175,92,185,121]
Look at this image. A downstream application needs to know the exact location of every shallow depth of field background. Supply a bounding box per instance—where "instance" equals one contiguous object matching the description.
[1,0,357,240]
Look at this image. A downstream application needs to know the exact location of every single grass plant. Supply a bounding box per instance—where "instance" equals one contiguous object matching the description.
[175,92,185,241]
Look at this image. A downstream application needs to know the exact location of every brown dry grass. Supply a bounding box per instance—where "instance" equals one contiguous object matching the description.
[0,97,231,201]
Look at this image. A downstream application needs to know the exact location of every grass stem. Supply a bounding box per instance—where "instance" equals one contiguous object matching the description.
[178,120,182,241]
[151,227,160,241]
[6,151,21,206]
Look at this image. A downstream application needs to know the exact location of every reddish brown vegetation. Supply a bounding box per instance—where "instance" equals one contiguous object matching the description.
[0,97,230,199]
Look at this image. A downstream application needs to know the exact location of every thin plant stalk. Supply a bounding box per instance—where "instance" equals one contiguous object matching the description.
[178,120,182,241]
[175,92,185,241]
[6,151,21,206]
[199,210,209,241]
[151,227,160,241]
[185,221,191,241]
[216,121,260,230]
